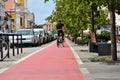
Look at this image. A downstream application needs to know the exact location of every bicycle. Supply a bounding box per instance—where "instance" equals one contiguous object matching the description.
[57,33,64,47]
[0,34,9,61]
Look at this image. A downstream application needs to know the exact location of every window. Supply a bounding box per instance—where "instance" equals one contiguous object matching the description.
[20,17,22,26]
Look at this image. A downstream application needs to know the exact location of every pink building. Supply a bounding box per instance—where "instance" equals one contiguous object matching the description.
[42,22,54,31]
[5,0,15,12]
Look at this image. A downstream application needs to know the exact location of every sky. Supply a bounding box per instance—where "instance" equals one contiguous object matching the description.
[27,0,55,25]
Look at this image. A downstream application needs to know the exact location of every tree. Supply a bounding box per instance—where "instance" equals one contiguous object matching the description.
[109,0,117,61]
[44,0,120,61]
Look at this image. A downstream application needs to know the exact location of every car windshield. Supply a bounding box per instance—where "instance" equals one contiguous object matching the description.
[15,30,33,35]
[40,30,44,35]
[48,31,52,34]
[34,31,39,35]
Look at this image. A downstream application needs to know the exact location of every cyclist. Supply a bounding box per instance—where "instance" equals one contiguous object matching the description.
[56,20,64,41]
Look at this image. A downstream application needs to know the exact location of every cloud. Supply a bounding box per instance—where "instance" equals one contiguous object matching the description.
[27,0,55,24]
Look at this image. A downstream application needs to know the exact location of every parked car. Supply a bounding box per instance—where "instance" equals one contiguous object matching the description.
[0,31,3,39]
[33,28,44,45]
[47,31,54,41]
[0,31,3,33]
[96,24,111,34]
[45,31,50,42]
[9,29,38,47]
[54,33,57,39]
[33,28,47,44]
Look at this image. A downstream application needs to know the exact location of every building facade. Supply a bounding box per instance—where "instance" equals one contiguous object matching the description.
[0,0,8,32]
[5,0,30,32]
[43,22,54,32]
[27,11,35,29]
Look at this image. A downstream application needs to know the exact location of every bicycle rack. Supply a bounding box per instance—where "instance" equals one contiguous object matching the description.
[0,33,23,60]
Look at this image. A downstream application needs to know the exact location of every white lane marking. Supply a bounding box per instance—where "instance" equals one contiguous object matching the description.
[0,68,9,73]
[0,42,55,73]
[66,39,83,64]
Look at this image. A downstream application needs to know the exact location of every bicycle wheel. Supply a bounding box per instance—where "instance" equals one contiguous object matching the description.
[0,38,9,61]
[57,37,60,47]
[60,38,64,47]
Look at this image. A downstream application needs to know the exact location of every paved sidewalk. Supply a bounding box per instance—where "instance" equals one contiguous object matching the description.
[67,39,120,80]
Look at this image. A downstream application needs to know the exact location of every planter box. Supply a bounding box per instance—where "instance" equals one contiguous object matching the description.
[98,43,111,56]
[88,40,111,56]
[88,40,98,53]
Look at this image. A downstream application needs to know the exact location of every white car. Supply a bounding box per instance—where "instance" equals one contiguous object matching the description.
[9,29,38,47]
[0,31,3,33]
[33,28,43,45]
[33,28,47,44]
[47,31,54,41]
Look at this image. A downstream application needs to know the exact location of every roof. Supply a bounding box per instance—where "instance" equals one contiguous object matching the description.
[43,22,53,25]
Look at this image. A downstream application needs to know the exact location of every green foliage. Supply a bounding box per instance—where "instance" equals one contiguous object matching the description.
[97,31,111,41]
[83,34,91,44]
[44,0,119,39]
[52,25,57,34]
[90,56,113,62]
[44,0,109,34]
[115,0,120,14]
[37,25,43,28]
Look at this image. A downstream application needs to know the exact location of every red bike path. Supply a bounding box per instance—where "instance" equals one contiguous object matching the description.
[0,41,85,80]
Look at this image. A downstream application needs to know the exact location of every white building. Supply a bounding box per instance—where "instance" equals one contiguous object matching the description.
[43,22,54,31]
[27,11,35,29]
